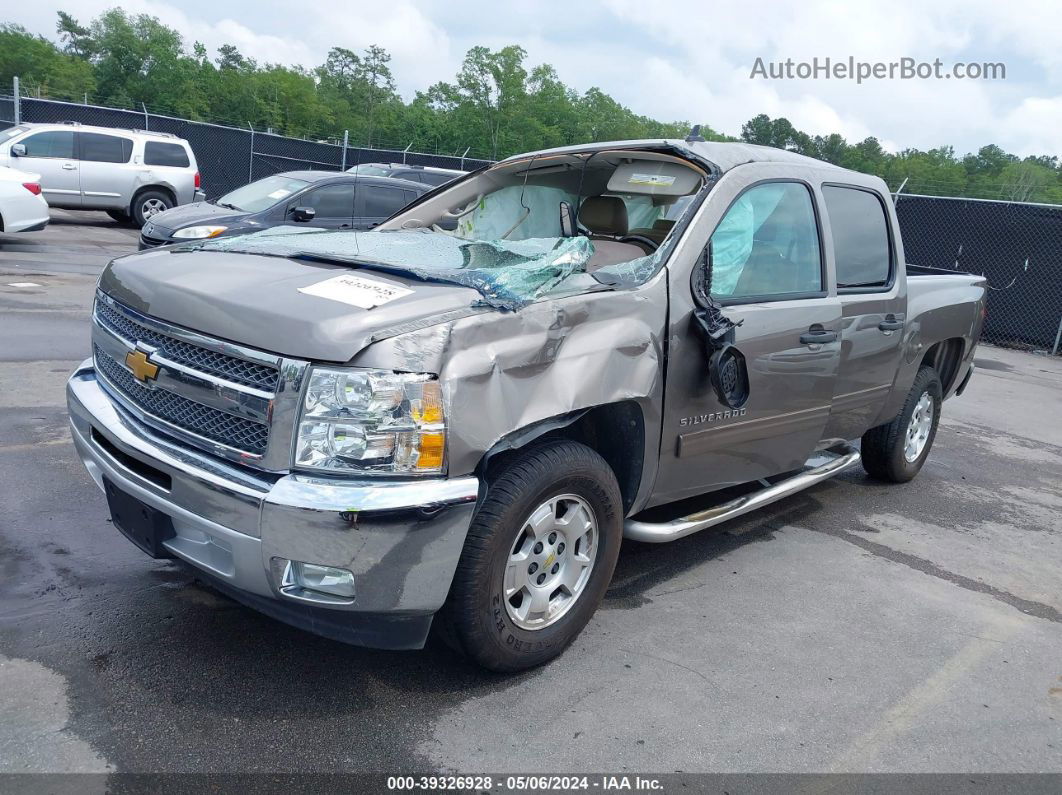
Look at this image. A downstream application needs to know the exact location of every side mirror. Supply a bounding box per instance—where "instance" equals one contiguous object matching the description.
[291,206,316,222]
[10,143,26,157]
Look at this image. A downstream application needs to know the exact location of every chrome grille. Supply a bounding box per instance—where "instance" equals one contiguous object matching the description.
[95,300,279,391]
[94,343,269,455]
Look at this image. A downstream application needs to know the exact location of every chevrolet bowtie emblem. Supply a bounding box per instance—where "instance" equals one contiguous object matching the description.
[125,348,159,383]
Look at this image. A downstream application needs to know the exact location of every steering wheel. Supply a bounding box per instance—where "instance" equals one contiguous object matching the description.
[619,235,659,253]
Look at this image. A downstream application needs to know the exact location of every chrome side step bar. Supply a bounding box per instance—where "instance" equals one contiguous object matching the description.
[623,443,862,543]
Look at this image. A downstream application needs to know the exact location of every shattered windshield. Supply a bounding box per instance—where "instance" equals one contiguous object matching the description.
[193,228,595,310]
[189,149,708,310]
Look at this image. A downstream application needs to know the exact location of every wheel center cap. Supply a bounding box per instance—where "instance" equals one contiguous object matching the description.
[543,550,557,568]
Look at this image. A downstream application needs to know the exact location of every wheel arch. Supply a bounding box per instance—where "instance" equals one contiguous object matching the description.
[128,184,176,215]
[476,400,646,516]
[921,337,965,395]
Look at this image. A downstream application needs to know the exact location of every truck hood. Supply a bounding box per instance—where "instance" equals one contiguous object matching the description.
[98,247,485,362]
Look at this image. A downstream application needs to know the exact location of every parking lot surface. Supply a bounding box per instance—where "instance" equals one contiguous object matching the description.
[1,213,1060,775]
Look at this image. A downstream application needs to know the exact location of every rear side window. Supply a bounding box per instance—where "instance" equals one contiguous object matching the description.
[144,141,190,168]
[822,186,892,289]
[20,131,75,159]
[709,182,823,300]
[362,186,412,217]
[80,132,132,163]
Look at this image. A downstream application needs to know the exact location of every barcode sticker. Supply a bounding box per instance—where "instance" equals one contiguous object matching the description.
[298,274,413,309]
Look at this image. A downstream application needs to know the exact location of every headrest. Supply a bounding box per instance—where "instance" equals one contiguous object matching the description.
[578,196,628,236]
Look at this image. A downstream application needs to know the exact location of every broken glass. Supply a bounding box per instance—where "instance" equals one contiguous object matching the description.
[187,228,597,311]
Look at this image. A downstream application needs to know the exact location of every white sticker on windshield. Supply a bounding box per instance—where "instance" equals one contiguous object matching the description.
[267,189,292,199]
[628,173,676,187]
[298,274,413,309]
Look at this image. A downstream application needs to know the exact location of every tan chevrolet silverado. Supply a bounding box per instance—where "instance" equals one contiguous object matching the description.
[68,138,986,670]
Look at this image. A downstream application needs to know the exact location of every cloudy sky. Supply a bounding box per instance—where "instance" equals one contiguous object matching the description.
[9,0,1062,157]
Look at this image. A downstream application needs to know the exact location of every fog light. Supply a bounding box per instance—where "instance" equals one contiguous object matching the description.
[275,558,356,602]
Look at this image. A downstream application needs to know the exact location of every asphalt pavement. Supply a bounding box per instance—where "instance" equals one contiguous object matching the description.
[1,210,1060,777]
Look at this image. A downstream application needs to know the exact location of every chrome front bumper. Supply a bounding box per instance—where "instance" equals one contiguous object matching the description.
[67,360,480,649]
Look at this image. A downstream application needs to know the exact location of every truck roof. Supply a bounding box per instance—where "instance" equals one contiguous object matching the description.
[498,139,848,176]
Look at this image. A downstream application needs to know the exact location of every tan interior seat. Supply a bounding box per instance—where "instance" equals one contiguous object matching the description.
[579,196,651,271]
[579,196,629,238]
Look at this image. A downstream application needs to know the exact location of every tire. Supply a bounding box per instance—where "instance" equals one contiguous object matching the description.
[106,209,130,224]
[438,440,623,672]
[131,190,173,227]
[861,366,942,482]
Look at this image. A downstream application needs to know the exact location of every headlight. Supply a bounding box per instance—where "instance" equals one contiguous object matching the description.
[294,368,446,475]
[172,225,228,239]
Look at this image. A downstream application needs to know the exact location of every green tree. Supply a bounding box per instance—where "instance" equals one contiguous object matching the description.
[0,23,94,100]
[5,9,1060,199]
[429,45,530,159]
[56,11,93,58]
[358,45,394,147]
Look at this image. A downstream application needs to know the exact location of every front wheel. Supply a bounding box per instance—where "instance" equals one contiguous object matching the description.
[861,365,942,482]
[438,440,623,672]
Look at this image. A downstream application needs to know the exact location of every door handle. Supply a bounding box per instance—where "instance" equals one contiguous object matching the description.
[62,163,77,170]
[878,314,904,332]
[800,327,838,345]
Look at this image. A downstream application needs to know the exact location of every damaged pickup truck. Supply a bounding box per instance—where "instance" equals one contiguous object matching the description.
[68,138,986,671]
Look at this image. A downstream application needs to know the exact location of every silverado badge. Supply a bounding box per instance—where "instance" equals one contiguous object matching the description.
[125,348,159,383]
[679,407,747,427]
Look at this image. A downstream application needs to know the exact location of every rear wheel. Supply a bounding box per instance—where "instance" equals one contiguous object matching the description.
[438,440,623,672]
[861,366,942,482]
[131,190,173,227]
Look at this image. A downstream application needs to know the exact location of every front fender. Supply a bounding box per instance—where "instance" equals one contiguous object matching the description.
[350,271,669,489]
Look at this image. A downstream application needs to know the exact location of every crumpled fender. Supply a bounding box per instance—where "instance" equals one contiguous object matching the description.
[350,270,669,481]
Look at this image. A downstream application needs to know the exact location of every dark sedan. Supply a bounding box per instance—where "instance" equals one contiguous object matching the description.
[138,170,430,249]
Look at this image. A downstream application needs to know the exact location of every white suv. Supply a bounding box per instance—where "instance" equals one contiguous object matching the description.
[0,123,205,227]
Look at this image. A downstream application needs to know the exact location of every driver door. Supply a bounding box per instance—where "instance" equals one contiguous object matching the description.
[288,183,355,230]
[651,177,841,507]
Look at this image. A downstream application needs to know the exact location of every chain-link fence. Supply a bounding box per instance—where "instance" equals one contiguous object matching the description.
[895,193,1062,355]
[0,93,491,197]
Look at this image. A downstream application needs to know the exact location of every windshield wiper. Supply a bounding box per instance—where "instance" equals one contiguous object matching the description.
[216,202,241,211]
[290,252,399,271]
